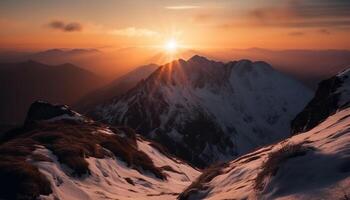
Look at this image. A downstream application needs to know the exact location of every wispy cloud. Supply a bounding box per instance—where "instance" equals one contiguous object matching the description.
[165,5,200,10]
[110,27,159,37]
[246,0,350,28]
[47,20,82,32]
[288,31,305,36]
[192,13,213,23]
[318,29,331,35]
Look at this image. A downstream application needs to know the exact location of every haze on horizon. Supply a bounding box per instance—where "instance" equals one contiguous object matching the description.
[1,0,350,87]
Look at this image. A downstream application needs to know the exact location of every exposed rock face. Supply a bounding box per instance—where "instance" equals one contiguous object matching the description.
[291,68,350,134]
[25,101,79,124]
[92,56,313,167]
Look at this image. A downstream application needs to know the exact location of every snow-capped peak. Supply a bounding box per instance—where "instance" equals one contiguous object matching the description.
[93,56,313,167]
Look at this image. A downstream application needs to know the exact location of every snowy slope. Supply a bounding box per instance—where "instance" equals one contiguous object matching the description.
[179,107,350,200]
[0,101,199,200]
[36,137,199,200]
[93,55,313,167]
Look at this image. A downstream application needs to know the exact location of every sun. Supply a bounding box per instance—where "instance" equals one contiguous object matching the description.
[164,39,178,52]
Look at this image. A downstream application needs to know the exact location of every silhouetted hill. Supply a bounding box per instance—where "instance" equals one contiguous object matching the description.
[74,64,158,113]
[0,60,104,124]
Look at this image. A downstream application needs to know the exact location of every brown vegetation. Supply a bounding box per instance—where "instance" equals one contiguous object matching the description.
[178,162,229,200]
[0,118,167,199]
[0,139,52,199]
[254,143,310,191]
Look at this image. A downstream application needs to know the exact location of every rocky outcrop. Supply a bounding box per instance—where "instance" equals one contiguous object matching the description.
[291,68,350,134]
[25,101,79,124]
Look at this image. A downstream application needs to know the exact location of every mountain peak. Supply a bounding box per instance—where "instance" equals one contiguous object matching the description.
[19,60,48,69]
[93,57,312,167]
[43,48,63,53]
[188,55,210,63]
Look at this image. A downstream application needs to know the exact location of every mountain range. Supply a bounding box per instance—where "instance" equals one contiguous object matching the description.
[0,60,104,124]
[0,55,348,200]
[91,55,313,167]
[2,48,350,88]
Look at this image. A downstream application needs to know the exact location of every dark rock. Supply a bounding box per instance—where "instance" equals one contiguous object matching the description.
[291,69,350,134]
[25,101,76,124]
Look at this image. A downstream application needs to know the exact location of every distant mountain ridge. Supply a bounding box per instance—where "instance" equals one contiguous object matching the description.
[0,48,99,62]
[0,60,104,124]
[92,55,313,167]
[74,63,159,113]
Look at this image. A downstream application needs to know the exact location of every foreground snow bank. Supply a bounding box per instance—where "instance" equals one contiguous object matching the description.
[0,101,200,200]
[180,108,350,200]
[34,137,200,200]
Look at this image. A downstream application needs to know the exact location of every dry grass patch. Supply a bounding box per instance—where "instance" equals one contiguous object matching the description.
[254,143,310,191]
[0,139,51,200]
[178,162,228,200]
[0,118,167,199]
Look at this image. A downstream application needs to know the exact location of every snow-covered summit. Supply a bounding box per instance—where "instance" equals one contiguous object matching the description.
[92,56,313,167]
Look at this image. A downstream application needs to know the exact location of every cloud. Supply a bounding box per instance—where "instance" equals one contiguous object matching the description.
[287,0,350,19]
[246,0,350,28]
[192,13,213,23]
[47,20,82,32]
[165,5,200,10]
[110,27,159,37]
[289,31,305,36]
[318,29,331,35]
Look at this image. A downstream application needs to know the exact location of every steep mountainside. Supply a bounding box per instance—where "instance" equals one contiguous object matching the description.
[74,64,158,113]
[178,107,350,200]
[291,68,350,134]
[0,101,200,200]
[92,55,313,167]
[0,60,104,124]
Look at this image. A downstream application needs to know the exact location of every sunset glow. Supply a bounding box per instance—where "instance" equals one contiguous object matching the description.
[0,0,349,77]
[0,0,349,52]
[0,1,350,199]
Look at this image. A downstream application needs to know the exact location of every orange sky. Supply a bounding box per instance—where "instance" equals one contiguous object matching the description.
[0,0,350,51]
